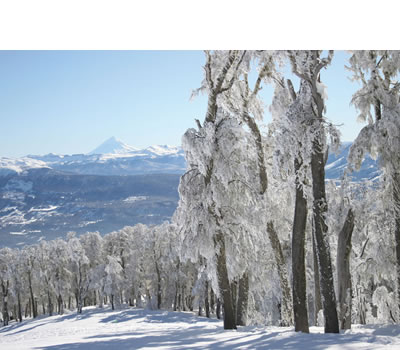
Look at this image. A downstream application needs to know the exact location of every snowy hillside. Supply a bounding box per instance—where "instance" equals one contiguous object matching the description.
[0,171,180,248]
[1,306,399,350]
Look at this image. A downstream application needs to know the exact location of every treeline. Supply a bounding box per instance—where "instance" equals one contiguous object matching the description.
[0,224,207,325]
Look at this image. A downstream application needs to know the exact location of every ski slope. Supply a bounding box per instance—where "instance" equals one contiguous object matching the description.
[1,307,399,349]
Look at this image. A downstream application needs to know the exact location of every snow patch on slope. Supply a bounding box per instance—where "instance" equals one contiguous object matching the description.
[0,157,49,174]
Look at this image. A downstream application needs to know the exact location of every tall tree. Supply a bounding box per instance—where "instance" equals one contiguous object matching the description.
[270,75,312,333]
[288,50,339,333]
[347,50,400,320]
[179,50,252,329]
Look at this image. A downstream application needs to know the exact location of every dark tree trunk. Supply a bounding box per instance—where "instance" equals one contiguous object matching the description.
[1,280,9,326]
[205,280,210,318]
[28,273,37,318]
[267,221,293,327]
[396,215,400,321]
[154,258,162,310]
[177,291,182,311]
[313,229,322,325]
[210,288,215,314]
[236,272,249,326]
[216,298,221,319]
[393,173,400,321]
[111,294,115,310]
[25,301,30,318]
[75,290,83,314]
[291,158,309,333]
[337,208,355,330]
[231,280,238,325]
[311,137,339,333]
[174,282,179,311]
[182,287,186,311]
[58,294,64,315]
[17,291,22,322]
[47,289,53,316]
[215,232,236,329]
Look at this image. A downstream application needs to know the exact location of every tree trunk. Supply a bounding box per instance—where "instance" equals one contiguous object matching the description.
[393,173,400,321]
[267,221,293,326]
[174,282,179,311]
[47,289,53,316]
[181,286,186,311]
[236,271,249,326]
[111,294,115,311]
[231,280,238,325]
[337,208,355,330]
[210,288,215,314]
[311,137,339,333]
[25,301,30,318]
[17,291,22,322]
[205,280,210,318]
[216,298,221,319]
[215,232,236,329]
[58,294,64,315]
[1,280,9,326]
[154,259,162,310]
[313,229,322,325]
[28,273,37,318]
[291,159,309,333]
[75,290,83,314]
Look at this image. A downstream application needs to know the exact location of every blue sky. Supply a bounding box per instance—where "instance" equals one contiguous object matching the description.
[0,50,363,158]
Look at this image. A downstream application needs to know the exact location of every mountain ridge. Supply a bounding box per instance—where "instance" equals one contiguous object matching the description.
[1,138,186,176]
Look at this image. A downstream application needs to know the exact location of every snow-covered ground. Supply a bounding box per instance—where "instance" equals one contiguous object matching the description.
[1,307,399,349]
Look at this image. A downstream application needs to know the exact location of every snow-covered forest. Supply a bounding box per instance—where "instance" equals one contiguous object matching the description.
[1,50,400,340]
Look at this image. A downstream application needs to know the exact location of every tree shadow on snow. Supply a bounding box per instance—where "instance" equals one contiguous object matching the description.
[98,308,220,325]
[33,324,392,350]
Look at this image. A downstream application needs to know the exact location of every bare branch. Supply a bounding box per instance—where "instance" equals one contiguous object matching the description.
[287,79,297,101]
[195,119,202,130]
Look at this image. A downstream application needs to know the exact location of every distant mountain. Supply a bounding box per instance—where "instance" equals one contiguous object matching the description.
[325,142,381,182]
[2,138,187,177]
[89,136,138,155]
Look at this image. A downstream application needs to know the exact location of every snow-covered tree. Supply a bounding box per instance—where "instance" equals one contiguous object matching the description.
[347,50,400,320]
[0,248,13,326]
[67,233,91,314]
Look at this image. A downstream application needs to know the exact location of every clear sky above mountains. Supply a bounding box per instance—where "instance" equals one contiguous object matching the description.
[0,50,362,158]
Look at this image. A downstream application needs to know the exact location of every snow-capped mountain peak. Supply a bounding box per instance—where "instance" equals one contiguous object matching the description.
[89,136,138,155]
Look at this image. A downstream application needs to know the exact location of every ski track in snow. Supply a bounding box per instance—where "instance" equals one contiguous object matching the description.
[1,307,400,349]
